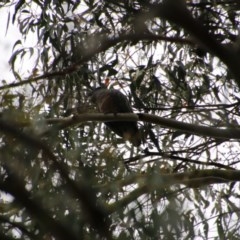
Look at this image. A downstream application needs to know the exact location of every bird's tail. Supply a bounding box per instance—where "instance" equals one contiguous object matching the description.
[123,129,142,147]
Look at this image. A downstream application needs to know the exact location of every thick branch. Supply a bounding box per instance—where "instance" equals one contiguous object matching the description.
[0,33,191,91]
[0,119,112,239]
[120,169,240,189]
[46,113,240,140]
[152,0,240,85]
[139,113,240,140]
[0,173,77,240]
[107,169,240,213]
[170,169,240,187]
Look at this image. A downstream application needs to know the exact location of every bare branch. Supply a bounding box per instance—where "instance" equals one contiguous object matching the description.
[44,113,240,140]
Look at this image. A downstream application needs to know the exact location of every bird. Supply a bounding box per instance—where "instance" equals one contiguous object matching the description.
[90,87,141,146]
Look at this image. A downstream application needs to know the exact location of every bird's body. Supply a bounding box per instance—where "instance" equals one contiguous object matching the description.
[91,88,141,146]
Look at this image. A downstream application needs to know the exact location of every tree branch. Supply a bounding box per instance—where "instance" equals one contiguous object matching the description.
[124,152,235,170]
[45,113,240,140]
[107,169,240,213]
[150,0,240,85]
[0,33,192,91]
[0,119,112,239]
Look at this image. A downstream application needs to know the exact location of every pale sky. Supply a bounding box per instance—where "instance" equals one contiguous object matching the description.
[0,7,21,82]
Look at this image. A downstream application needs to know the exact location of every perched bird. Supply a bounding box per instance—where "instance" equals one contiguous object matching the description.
[91,87,141,146]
